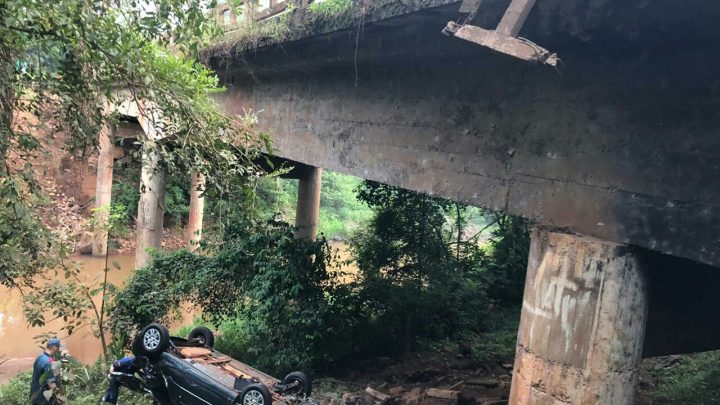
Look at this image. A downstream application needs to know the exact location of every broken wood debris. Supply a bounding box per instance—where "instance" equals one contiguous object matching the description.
[427,388,459,400]
[466,378,500,388]
[365,386,391,402]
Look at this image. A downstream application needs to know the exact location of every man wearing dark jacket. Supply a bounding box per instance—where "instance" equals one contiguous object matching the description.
[101,355,142,405]
[29,338,61,404]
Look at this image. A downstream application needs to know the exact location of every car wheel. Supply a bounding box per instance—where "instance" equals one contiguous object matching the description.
[240,383,272,405]
[188,326,215,348]
[135,324,170,357]
[280,371,312,397]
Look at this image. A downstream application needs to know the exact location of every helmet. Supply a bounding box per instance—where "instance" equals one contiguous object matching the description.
[47,338,61,348]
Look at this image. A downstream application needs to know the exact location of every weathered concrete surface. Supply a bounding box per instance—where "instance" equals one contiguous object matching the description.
[212,0,720,269]
[92,125,115,257]
[186,173,205,251]
[642,251,720,357]
[135,142,166,269]
[510,229,648,404]
[295,166,323,240]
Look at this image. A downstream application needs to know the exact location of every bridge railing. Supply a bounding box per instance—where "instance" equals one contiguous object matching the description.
[212,0,326,31]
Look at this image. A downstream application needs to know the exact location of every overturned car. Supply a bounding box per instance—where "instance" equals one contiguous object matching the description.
[115,323,313,405]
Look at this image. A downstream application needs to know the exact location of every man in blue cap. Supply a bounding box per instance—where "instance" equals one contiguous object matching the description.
[29,338,61,404]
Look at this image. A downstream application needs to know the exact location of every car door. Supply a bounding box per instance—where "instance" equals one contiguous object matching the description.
[158,353,236,405]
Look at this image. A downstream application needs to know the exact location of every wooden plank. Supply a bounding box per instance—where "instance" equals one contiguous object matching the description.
[178,347,213,358]
[221,364,249,379]
[427,389,459,400]
[365,386,390,401]
[228,359,279,386]
[203,356,232,365]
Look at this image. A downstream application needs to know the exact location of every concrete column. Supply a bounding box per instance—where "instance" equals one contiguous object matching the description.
[135,142,166,268]
[510,229,649,405]
[92,125,115,257]
[295,166,323,240]
[185,172,205,251]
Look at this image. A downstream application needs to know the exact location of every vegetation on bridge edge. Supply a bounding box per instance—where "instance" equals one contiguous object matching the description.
[201,0,443,59]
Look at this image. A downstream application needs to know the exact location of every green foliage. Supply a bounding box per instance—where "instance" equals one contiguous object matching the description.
[112,160,192,228]
[112,181,141,224]
[347,181,492,353]
[111,179,531,373]
[206,0,358,56]
[0,201,55,288]
[110,250,207,344]
[0,361,153,405]
[245,170,372,239]
[479,215,531,305]
[467,308,520,364]
[24,204,130,359]
[650,351,720,404]
[318,171,372,239]
[111,213,348,373]
[1,0,266,290]
[0,371,31,404]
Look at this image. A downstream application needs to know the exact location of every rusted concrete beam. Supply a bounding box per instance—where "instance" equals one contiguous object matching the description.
[295,166,322,240]
[510,229,649,404]
[445,22,558,65]
[92,124,116,257]
[186,173,205,251]
[496,0,536,37]
[135,142,166,269]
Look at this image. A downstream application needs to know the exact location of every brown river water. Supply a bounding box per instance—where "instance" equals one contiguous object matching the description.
[0,254,140,384]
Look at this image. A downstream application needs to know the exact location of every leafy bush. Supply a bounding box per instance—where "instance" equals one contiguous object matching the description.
[479,215,531,305]
[0,361,152,405]
[241,170,372,239]
[112,163,191,228]
[110,180,531,374]
[110,213,351,374]
[650,351,720,404]
[110,250,209,345]
[111,181,140,223]
[346,181,493,354]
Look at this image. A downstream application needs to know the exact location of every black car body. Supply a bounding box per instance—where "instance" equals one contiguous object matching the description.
[120,324,312,405]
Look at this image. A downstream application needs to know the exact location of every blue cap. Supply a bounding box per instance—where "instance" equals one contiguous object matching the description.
[47,338,61,348]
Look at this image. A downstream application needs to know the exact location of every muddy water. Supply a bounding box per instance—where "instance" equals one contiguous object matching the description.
[0,254,139,384]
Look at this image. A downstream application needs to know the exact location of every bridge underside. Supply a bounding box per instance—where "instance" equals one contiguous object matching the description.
[212,0,720,270]
[209,0,720,401]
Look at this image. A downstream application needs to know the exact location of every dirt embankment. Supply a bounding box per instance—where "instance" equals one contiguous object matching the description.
[13,111,186,253]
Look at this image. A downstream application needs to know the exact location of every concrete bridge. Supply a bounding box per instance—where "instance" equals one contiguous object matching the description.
[90,0,720,403]
[201,0,720,403]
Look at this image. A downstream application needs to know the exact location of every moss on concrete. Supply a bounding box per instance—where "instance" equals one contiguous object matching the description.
[201,0,455,60]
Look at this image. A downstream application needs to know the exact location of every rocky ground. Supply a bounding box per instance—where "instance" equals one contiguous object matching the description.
[311,346,513,405]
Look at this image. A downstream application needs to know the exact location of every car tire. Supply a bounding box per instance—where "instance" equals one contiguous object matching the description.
[239,383,272,405]
[135,323,170,358]
[280,371,312,397]
[188,326,215,348]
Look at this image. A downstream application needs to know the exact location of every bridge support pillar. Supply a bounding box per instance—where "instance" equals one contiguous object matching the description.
[185,172,205,251]
[92,124,115,257]
[510,229,649,405]
[295,166,322,240]
[135,142,166,268]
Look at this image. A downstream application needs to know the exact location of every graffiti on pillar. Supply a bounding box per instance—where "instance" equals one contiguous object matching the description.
[522,241,602,354]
